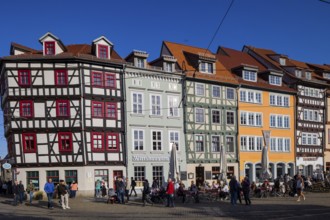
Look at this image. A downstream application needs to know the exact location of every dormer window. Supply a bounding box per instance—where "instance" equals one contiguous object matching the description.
[200,62,213,73]
[98,44,109,59]
[44,41,55,55]
[295,70,302,78]
[323,72,330,79]
[279,58,286,66]
[269,75,282,86]
[164,62,173,72]
[305,72,311,80]
[136,58,145,68]
[242,70,257,82]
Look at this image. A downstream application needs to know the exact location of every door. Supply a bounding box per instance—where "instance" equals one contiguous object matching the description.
[195,166,204,188]
[113,170,123,190]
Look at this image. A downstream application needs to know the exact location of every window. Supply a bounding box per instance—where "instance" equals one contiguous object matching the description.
[18,70,31,86]
[240,112,262,126]
[269,75,282,86]
[106,133,119,151]
[152,131,162,151]
[65,170,77,185]
[195,108,205,123]
[226,111,235,125]
[212,167,220,180]
[27,171,39,190]
[240,136,262,151]
[46,171,59,186]
[211,136,220,152]
[22,133,36,153]
[168,96,179,117]
[295,70,302,78]
[105,73,116,88]
[92,101,104,118]
[136,58,144,68]
[152,166,163,185]
[212,86,221,98]
[58,132,72,152]
[226,136,234,152]
[242,70,257,82]
[305,72,311,80]
[200,62,213,73]
[92,133,104,151]
[302,133,318,146]
[169,131,179,151]
[20,100,34,118]
[195,83,205,96]
[98,45,109,59]
[270,114,290,128]
[92,72,103,87]
[212,110,221,124]
[279,58,286,66]
[240,90,246,102]
[44,41,55,55]
[303,109,320,122]
[56,100,70,117]
[106,102,117,119]
[195,135,204,152]
[323,73,330,79]
[270,138,290,152]
[150,95,161,116]
[134,166,145,182]
[226,88,235,100]
[133,130,144,151]
[55,70,68,86]
[304,87,321,98]
[165,63,172,72]
[269,94,289,107]
[132,93,143,114]
[94,169,109,183]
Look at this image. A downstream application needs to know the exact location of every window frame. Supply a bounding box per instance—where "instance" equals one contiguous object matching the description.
[169,130,179,151]
[44,41,55,55]
[22,133,37,153]
[54,69,68,86]
[226,111,235,125]
[150,94,162,116]
[19,100,34,118]
[106,133,119,152]
[91,132,104,152]
[195,135,204,152]
[168,96,179,117]
[132,92,143,114]
[226,88,235,100]
[58,132,73,152]
[212,85,221,98]
[242,70,257,82]
[105,73,116,88]
[18,69,31,87]
[91,72,104,87]
[105,102,117,119]
[92,101,104,118]
[151,130,162,151]
[226,136,235,153]
[211,135,220,152]
[195,83,205,96]
[211,109,221,124]
[98,44,109,59]
[56,100,70,117]
[133,129,144,151]
[269,75,282,86]
[195,108,205,123]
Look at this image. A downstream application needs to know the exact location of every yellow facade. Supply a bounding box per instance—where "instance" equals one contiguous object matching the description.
[238,89,295,182]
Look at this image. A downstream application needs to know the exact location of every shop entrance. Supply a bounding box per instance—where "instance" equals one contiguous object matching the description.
[195,166,204,188]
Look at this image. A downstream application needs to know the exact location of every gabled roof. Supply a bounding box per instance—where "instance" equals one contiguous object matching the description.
[93,36,113,46]
[39,32,66,51]
[10,42,40,55]
[163,41,238,85]
[217,46,295,93]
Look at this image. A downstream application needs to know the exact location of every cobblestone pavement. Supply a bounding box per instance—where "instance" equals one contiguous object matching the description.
[0,193,330,219]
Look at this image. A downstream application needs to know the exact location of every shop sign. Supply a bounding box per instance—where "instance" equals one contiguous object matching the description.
[2,163,11,170]
[132,155,170,162]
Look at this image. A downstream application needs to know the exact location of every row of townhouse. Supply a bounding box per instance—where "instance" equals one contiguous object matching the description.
[0,32,330,195]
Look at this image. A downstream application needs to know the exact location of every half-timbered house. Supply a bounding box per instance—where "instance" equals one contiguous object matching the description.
[124,50,187,187]
[217,46,296,181]
[245,46,328,176]
[0,33,125,195]
[163,41,239,186]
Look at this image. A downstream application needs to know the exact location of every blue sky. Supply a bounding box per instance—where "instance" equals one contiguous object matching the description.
[0,0,329,157]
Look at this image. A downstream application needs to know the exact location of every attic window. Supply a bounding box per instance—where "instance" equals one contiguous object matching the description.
[279,58,286,66]
[323,72,330,79]
[242,70,257,82]
[200,62,213,73]
[136,58,145,68]
[44,41,55,55]
[295,70,302,78]
[98,45,109,59]
[164,62,173,72]
[269,75,282,86]
[305,72,311,80]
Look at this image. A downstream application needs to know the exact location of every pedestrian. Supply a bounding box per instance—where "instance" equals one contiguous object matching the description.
[129,177,137,197]
[242,176,251,205]
[12,180,20,206]
[44,178,55,209]
[17,180,25,204]
[189,180,199,203]
[117,178,125,204]
[142,179,153,206]
[114,177,120,201]
[177,181,186,203]
[125,177,130,202]
[26,180,35,204]
[2,182,8,195]
[165,178,175,207]
[101,181,107,197]
[95,180,101,198]
[70,181,78,198]
[229,176,238,205]
[58,180,70,210]
[296,174,306,202]
[152,178,159,189]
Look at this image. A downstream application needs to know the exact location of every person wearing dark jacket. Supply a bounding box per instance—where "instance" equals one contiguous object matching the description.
[117,178,125,204]
[58,180,70,210]
[12,181,20,206]
[18,180,25,204]
[242,176,251,205]
[142,179,153,206]
[129,177,137,197]
[229,176,238,205]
